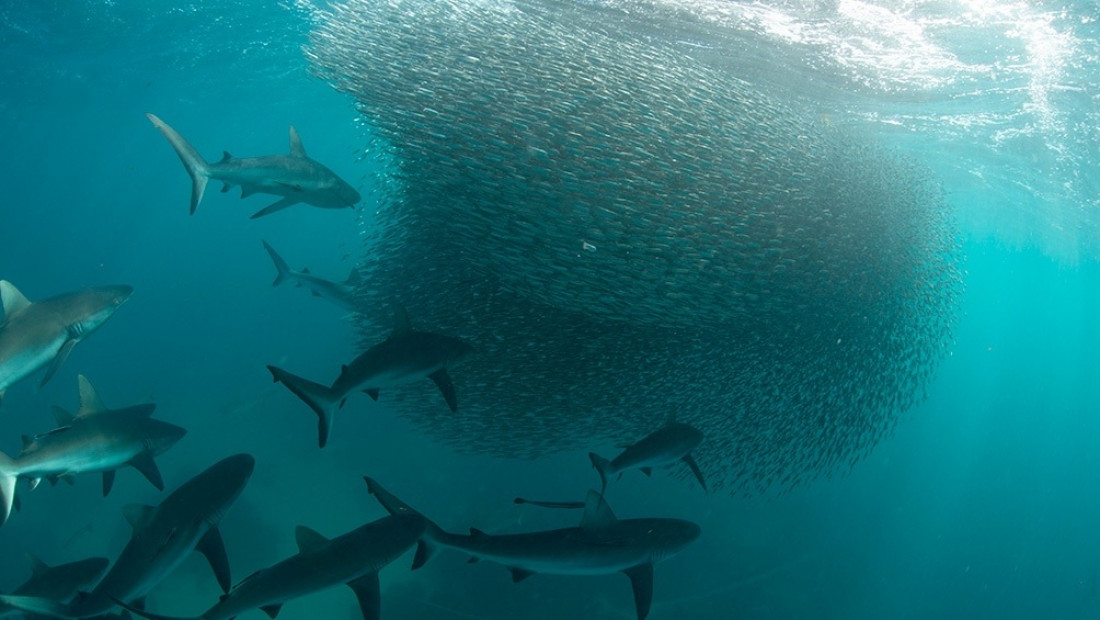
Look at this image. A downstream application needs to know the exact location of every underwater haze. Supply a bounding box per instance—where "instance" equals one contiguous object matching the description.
[1,1,1099,619]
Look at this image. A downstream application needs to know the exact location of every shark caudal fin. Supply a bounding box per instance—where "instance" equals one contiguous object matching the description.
[363,477,443,569]
[267,366,340,448]
[0,451,17,527]
[262,241,293,287]
[146,113,210,215]
[588,452,614,493]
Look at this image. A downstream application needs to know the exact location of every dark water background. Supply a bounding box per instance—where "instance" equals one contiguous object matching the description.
[1,1,1099,618]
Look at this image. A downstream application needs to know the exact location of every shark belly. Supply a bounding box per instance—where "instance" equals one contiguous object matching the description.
[446,534,648,576]
[17,442,139,479]
[0,328,65,391]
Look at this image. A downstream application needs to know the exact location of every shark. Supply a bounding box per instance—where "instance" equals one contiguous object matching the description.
[0,281,132,406]
[146,113,361,219]
[262,241,361,312]
[0,375,187,526]
[364,477,701,620]
[110,500,426,620]
[0,454,255,619]
[589,422,707,493]
[0,555,108,618]
[267,314,472,447]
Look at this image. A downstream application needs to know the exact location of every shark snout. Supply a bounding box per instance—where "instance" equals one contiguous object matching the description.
[150,423,188,455]
[98,285,135,308]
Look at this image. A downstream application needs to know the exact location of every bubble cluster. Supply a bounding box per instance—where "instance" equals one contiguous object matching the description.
[308,0,961,493]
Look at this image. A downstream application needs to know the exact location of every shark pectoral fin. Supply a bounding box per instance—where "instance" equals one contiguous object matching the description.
[27,476,40,491]
[412,540,436,570]
[20,435,34,451]
[123,503,156,529]
[509,568,536,584]
[260,603,284,619]
[364,389,380,401]
[197,526,232,594]
[681,453,707,491]
[347,573,380,620]
[40,340,77,387]
[274,181,305,192]
[0,453,16,526]
[130,453,165,490]
[428,369,458,412]
[623,563,654,620]
[639,467,652,477]
[295,525,329,553]
[250,197,299,219]
[102,470,116,497]
[50,406,75,426]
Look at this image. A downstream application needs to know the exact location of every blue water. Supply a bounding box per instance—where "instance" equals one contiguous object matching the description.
[1,1,1099,619]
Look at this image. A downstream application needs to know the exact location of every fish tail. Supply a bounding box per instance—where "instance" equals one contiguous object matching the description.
[262,241,292,287]
[588,452,613,493]
[267,366,340,448]
[146,113,210,215]
[363,476,444,569]
[0,451,17,527]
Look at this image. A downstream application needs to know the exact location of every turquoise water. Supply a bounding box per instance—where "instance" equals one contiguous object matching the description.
[1,1,1098,619]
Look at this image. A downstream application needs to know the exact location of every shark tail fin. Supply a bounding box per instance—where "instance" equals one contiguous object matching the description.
[146,113,210,215]
[363,477,444,569]
[588,452,613,494]
[262,241,292,287]
[267,366,339,448]
[0,451,17,527]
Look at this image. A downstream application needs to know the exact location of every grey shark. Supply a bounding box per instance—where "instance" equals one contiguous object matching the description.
[0,281,132,405]
[365,477,700,620]
[0,454,255,619]
[146,113,361,218]
[589,422,706,492]
[267,317,472,447]
[112,505,425,620]
[0,555,108,618]
[262,240,361,312]
[0,375,186,526]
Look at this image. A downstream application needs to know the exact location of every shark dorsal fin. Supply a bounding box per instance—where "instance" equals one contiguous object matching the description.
[580,490,618,534]
[0,281,31,317]
[220,151,233,163]
[289,126,306,157]
[295,525,329,553]
[76,375,108,417]
[260,603,284,619]
[122,503,156,530]
[26,553,50,577]
[469,527,489,540]
[51,406,75,426]
[301,267,311,275]
[392,305,412,336]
